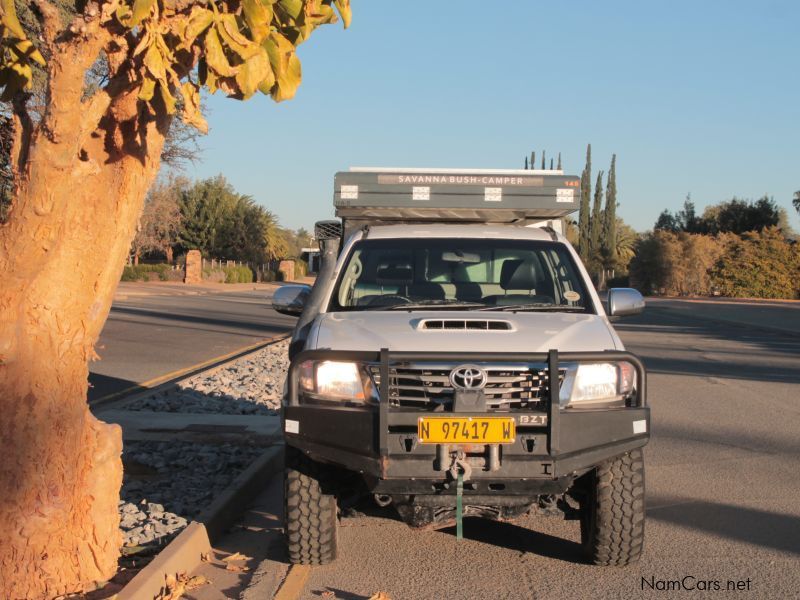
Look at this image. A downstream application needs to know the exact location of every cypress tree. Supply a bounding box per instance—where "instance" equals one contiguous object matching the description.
[549,158,554,170]
[541,150,546,170]
[603,154,617,267]
[578,144,592,260]
[557,152,562,170]
[530,152,535,170]
[524,156,529,170]
[590,170,604,260]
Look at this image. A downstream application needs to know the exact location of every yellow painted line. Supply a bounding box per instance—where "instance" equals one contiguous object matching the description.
[274,565,311,600]
[90,334,289,406]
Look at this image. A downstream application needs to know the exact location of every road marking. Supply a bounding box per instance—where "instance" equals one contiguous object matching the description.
[274,565,310,600]
[90,334,289,406]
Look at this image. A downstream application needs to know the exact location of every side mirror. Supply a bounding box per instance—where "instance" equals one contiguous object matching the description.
[607,288,645,317]
[272,284,312,316]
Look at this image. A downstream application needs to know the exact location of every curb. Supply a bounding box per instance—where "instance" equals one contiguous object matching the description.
[117,445,284,600]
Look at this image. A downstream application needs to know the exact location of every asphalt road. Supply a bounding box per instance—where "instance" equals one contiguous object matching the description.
[231,299,800,600]
[89,286,296,402]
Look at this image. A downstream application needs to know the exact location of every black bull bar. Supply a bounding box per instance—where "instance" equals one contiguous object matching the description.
[284,349,649,483]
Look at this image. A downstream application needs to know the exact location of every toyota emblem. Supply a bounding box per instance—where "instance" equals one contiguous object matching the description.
[449,365,488,390]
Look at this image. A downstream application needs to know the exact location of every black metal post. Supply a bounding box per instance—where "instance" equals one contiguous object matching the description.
[547,349,560,456]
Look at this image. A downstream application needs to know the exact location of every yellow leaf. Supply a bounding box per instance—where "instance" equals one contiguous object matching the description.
[139,77,157,101]
[10,39,45,67]
[131,0,156,25]
[271,51,301,102]
[1,0,28,39]
[143,43,167,83]
[181,81,208,133]
[235,46,270,99]
[217,14,259,59]
[181,6,214,48]
[276,0,303,19]
[334,0,352,28]
[263,31,293,77]
[158,82,177,114]
[203,27,238,77]
[242,0,272,43]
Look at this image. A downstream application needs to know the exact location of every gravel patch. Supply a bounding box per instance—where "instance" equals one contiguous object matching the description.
[119,440,263,547]
[124,338,289,415]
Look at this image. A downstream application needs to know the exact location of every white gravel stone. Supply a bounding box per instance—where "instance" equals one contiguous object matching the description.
[123,339,289,415]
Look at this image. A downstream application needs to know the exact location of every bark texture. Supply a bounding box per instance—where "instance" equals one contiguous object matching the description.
[0,32,168,598]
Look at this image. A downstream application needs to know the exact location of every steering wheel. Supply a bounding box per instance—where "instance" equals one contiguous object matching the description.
[367,294,411,307]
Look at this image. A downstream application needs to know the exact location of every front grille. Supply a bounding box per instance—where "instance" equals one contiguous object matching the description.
[370,363,563,411]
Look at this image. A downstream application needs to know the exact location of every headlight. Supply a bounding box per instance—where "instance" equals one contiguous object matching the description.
[566,362,635,408]
[298,360,378,403]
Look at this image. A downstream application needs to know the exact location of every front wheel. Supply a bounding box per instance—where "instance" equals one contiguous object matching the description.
[284,448,339,565]
[579,449,645,566]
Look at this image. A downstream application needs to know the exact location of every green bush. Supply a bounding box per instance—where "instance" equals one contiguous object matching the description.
[222,265,253,283]
[710,228,800,299]
[120,263,173,282]
[294,259,308,278]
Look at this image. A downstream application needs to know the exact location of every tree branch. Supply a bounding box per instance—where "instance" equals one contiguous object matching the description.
[29,0,62,48]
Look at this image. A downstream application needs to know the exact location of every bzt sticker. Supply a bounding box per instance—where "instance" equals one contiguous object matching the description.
[285,419,300,434]
[519,415,547,425]
[633,419,647,434]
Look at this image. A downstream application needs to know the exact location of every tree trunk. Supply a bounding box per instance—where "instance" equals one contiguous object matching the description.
[166,245,174,264]
[0,85,167,597]
[134,250,140,265]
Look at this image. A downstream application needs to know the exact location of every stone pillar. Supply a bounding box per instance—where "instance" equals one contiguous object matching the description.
[184,249,202,284]
[278,260,295,282]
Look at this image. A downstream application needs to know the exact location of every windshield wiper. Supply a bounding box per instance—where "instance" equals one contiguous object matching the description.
[478,303,587,312]
[378,300,490,311]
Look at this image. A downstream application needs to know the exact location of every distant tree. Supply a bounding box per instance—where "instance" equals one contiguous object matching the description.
[296,227,314,248]
[541,150,546,170]
[530,152,535,170]
[677,196,701,233]
[524,156,529,170]
[602,154,617,269]
[590,170,605,263]
[557,152,562,171]
[549,158,553,170]
[704,196,780,234]
[131,176,188,264]
[793,191,800,214]
[578,144,592,260]
[654,210,680,232]
[177,176,241,257]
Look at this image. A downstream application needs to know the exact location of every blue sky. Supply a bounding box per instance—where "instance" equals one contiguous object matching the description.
[187,0,800,233]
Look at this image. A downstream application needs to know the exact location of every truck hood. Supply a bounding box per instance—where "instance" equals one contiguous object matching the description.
[312,311,619,353]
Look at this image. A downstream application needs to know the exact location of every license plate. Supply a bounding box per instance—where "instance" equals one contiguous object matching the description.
[417,417,516,444]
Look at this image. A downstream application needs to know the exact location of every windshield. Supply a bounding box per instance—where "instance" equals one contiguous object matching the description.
[329,237,594,313]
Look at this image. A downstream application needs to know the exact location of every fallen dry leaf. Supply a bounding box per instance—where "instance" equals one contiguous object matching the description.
[368,593,392,600]
[225,563,250,572]
[155,572,211,600]
[222,551,252,562]
[320,592,336,599]
[200,551,213,562]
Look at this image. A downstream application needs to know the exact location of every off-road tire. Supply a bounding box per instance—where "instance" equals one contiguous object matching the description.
[284,448,338,565]
[580,449,645,566]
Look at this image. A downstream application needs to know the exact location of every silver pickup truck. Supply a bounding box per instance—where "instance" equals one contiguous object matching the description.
[273,168,649,567]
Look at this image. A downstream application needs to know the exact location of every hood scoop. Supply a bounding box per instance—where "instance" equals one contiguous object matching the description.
[419,319,514,331]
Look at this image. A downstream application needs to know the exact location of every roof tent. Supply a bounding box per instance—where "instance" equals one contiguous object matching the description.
[334,168,581,233]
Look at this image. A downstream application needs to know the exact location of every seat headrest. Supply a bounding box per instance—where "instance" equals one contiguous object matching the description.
[376,262,413,284]
[500,258,542,290]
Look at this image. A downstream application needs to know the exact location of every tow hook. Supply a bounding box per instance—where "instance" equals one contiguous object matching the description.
[447,449,472,482]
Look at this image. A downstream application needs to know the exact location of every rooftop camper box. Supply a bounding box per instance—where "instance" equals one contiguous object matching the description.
[330,167,581,238]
